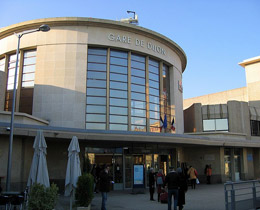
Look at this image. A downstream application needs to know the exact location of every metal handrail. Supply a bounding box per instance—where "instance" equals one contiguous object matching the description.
[224,180,260,210]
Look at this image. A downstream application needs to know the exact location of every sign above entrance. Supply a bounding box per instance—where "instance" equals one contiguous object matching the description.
[108,33,166,56]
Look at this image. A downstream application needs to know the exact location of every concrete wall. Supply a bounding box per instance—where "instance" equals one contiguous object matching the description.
[184,103,203,133]
[227,101,251,138]
[182,146,222,183]
[245,61,260,108]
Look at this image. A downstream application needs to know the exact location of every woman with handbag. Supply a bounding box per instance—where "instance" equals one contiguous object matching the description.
[187,166,197,189]
[156,169,165,202]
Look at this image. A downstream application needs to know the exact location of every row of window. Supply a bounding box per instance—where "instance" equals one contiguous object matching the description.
[86,48,173,132]
[3,50,36,115]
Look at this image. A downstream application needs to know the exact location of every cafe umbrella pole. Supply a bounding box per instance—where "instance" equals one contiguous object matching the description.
[5,25,50,192]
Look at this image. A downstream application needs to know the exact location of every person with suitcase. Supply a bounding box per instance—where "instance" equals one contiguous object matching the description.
[156,169,165,202]
[164,166,180,210]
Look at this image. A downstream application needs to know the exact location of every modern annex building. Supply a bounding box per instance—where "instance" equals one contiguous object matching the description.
[184,56,260,182]
[0,17,259,191]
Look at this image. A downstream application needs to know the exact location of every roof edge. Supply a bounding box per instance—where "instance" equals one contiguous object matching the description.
[0,17,187,72]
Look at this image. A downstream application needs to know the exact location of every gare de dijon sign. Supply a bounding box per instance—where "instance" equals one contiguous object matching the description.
[108,33,166,56]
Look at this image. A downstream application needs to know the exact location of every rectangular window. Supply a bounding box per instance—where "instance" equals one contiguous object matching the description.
[203,119,229,132]
[0,57,5,72]
[251,120,260,136]
[86,48,107,128]
[131,53,146,132]
[109,50,128,130]
[5,50,37,115]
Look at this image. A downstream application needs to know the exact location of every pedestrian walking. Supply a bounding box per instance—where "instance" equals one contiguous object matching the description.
[177,167,188,210]
[156,169,165,202]
[149,167,156,201]
[99,164,113,210]
[164,166,180,210]
[187,166,197,189]
[206,164,212,184]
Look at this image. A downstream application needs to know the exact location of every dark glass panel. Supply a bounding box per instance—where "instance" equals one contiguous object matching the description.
[149,87,159,96]
[86,105,106,114]
[131,92,145,101]
[110,81,127,90]
[131,84,145,93]
[86,114,106,122]
[131,117,146,125]
[110,65,127,74]
[149,73,159,82]
[110,98,127,107]
[149,96,159,104]
[110,57,127,66]
[87,63,107,71]
[86,123,106,130]
[110,107,128,115]
[87,88,106,97]
[131,54,145,62]
[131,68,145,77]
[131,100,146,109]
[149,80,159,89]
[87,96,106,105]
[149,65,159,75]
[110,115,128,124]
[88,54,107,63]
[110,73,127,82]
[111,50,128,58]
[150,111,160,119]
[110,89,127,98]
[150,119,160,126]
[149,103,160,112]
[131,61,145,69]
[149,59,159,67]
[87,71,106,80]
[88,48,107,55]
[110,124,128,131]
[87,80,106,88]
[131,108,146,117]
[131,76,145,85]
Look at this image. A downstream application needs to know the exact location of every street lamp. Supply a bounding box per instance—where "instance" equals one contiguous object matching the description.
[6,24,50,191]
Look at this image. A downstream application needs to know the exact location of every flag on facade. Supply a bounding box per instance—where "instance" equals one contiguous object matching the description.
[163,114,167,129]
[160,116,164,132]
[171,117,175,131]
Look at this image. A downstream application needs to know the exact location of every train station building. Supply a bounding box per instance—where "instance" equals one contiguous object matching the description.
[0,17,259,191]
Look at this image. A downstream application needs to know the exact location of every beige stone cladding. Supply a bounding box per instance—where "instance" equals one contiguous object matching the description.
[183,87,248,110]
[240,56,260,108]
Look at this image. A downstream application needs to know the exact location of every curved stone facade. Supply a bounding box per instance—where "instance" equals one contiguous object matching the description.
[0,17,187,134]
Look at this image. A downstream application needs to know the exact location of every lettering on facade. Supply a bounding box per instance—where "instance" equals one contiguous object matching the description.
[108,33,166,56]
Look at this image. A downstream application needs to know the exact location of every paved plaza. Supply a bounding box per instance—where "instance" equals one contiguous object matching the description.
[55,183,225,210]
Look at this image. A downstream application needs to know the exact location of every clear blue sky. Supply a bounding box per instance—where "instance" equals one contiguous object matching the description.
[1,0,260,99]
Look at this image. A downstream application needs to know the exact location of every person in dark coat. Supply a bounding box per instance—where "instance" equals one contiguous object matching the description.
[164,166,180,210]
[149,167,156,201]
[177,167,188,210]
[99,165,113,210]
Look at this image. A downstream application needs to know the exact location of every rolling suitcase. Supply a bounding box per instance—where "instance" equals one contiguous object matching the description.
[160,190,168,203]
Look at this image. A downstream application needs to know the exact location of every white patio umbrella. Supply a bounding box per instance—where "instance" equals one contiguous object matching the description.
[65,136,81,210]
[27,130,50,188]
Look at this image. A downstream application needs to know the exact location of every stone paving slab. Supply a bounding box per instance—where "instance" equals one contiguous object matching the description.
[55,184,225,210]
